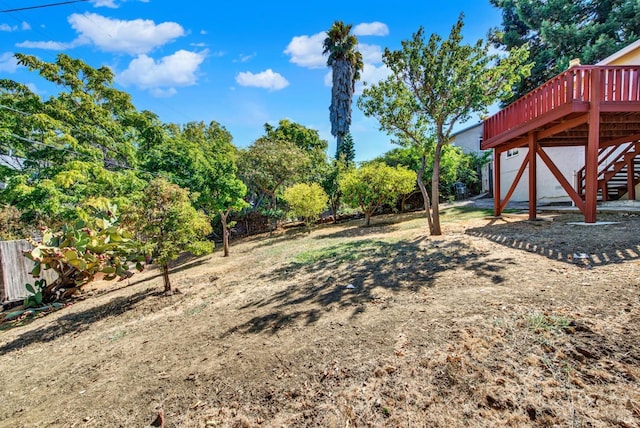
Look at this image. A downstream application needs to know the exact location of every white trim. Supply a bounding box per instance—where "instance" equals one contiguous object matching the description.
[596,38,640,65]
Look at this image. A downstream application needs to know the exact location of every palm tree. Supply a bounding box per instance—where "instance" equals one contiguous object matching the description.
[323,21,363,159]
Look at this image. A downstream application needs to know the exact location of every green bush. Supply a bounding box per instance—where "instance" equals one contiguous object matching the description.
[283,183,328,232]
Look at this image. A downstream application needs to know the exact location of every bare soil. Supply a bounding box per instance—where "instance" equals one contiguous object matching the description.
[1,208,640,428]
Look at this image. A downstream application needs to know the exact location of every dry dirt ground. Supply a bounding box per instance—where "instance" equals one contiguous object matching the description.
[1,208,640,428]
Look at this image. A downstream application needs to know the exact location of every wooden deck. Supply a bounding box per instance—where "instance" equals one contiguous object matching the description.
[481,66,640,223]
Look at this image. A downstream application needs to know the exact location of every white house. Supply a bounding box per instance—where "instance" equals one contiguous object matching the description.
[449,122,492,194]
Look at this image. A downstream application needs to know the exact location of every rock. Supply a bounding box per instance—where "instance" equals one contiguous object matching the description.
[147,408,164,428]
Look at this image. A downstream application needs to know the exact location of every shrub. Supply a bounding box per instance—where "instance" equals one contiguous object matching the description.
[283,183,328,232]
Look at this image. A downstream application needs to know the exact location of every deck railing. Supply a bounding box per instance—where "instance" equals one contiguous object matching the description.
[483,66,640,144]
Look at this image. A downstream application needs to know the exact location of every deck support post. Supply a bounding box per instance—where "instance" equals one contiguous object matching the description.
[494,148,501,216]
[585,69,601,223]
[628,155,636,200]
[528,132,537,220]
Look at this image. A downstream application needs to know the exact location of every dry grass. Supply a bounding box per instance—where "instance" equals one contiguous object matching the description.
[1,210,639,427]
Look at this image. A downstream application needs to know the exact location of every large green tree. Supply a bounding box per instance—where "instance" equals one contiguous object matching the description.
[323,21,364,159]
[263,119,328,183]
[490,0,640,102]
[238,136,308,232]
[0,54,152,230]
[140,121,247,257]
[358,15,529,235]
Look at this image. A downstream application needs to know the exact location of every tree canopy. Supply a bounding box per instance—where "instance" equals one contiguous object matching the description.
[340,163,416,227]
[0,54,153,230]
[137,178,213,292]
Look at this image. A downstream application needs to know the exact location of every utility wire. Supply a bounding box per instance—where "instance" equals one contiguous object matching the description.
[1,0,89,13]
[4,133,159,176]
[0,105,30,115]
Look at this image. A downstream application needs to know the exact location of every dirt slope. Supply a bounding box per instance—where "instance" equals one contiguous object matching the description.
[1,210,639,427]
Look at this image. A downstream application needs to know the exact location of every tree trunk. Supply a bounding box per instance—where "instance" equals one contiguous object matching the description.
[161,263,171,293]
[365,211,371,227]
[336,134,343,159]
[417,154,434,233]
[220,209,230,257]
[431,142,444,236]
[270,194,277,236]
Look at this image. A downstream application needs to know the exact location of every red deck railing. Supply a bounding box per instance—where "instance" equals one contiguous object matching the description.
[483,66,640,145]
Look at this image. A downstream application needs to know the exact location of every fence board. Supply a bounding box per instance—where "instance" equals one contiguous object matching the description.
[0,240,57,304]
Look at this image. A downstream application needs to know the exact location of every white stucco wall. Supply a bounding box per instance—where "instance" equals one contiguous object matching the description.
[499,146,585,203]
[450,123,483,154]
[450,123,492,193]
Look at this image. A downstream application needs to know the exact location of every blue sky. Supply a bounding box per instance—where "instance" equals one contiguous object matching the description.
[1,0,503,162]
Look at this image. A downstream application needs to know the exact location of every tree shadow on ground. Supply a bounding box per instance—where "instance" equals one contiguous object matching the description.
[221,236,515,337]
[0,288,162,355]
[113,256,211,290]
[466,213,640,267]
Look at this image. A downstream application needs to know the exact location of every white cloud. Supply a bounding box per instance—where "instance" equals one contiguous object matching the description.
[68,13,184,55]
[150,87,177,97]
[233,53,256,63]
[284,32,326,69]
[357,63,391,94]
[16,40,81,50]
[117,50,206,95]
[91,0,118,7]
[0,52,19,73]
[358,43,384,64]
[1,22,33,32]
[353,22,389,36]
[25,83,39,93]
[90,0,149,7]
[235,69,289,91]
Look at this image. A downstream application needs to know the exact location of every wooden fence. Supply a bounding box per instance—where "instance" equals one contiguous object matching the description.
[0,240,57,304]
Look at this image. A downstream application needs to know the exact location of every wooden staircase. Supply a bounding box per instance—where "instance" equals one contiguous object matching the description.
[577,141,640,201]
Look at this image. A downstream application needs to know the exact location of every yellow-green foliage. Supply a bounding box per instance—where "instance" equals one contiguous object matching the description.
[339,162,416,226]
[283,183,328,229]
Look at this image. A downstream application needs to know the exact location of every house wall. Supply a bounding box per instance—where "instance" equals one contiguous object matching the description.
[450,123,492,193]
[499,146,585,203]
[597,39,640,65]
[451,123,483,154]
[607,51,640,65]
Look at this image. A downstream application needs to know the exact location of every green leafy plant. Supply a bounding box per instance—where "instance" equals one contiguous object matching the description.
[339,163,416,227]
[23,278,46,308]
[24,203,144,302]
[283,183,328,233]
